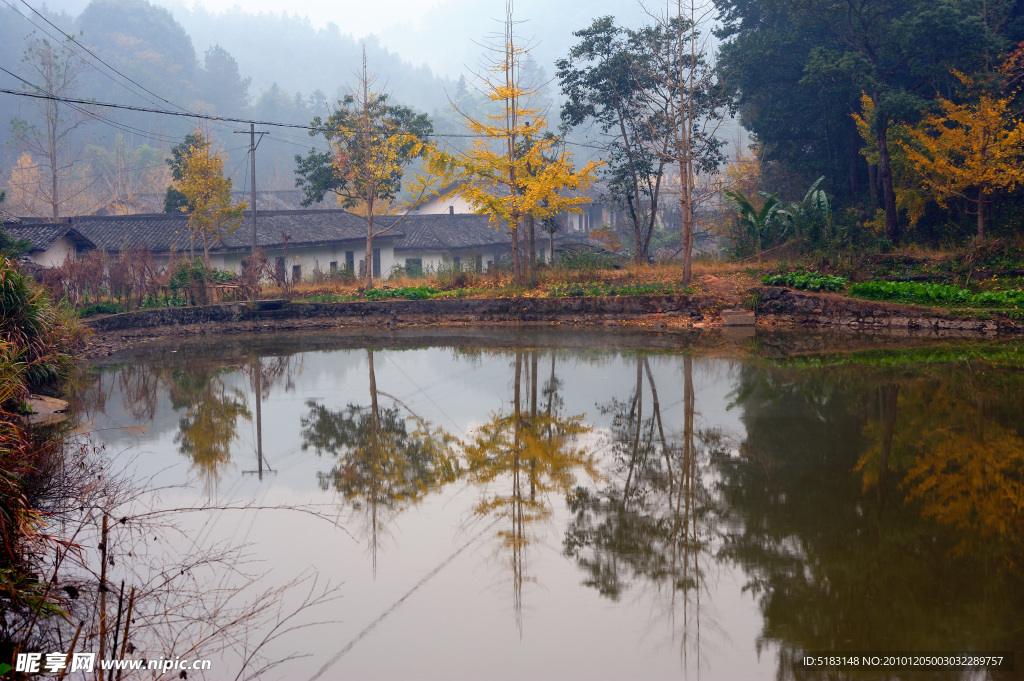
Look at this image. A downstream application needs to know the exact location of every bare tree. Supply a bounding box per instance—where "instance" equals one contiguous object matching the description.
[9,36,95,220]
[637,0,730,283]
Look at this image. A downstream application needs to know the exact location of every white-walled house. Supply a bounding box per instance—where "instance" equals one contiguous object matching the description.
[3,221,96,267]
[40,210,401,283]
[391,214,512,274]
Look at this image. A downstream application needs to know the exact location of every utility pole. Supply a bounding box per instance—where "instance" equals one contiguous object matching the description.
[234,123,268,259]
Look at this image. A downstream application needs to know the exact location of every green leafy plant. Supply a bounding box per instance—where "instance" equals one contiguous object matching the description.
[761,271,848,292]
[547,282,678,297]
[850,280,1024,308]
[364,286,440,301]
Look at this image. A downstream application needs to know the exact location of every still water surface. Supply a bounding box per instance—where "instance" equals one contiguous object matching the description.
[75,330,1024,680]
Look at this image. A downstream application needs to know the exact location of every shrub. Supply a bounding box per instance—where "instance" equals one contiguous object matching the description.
[79,302,126,318]
[0,258,82,394]
[558,249,616,271]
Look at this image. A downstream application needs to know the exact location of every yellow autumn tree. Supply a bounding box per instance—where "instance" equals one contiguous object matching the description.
[447,3,600,286]
[852,95,928,233]
[177,131,246,265]
[5,153,43,217]
[898,74,1024,241]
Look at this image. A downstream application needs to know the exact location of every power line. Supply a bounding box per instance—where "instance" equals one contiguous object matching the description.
[0,86,494,139]
[9,0,240,139]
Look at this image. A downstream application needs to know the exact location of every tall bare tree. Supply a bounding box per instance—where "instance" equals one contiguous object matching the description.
[9,36,94,220]
[638,0,729,283]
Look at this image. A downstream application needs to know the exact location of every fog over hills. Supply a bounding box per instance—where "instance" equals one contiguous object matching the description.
[0,0,739,212]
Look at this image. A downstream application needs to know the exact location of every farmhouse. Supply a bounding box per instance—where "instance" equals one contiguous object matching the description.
[392,213,512,274]
[3,210,404,283]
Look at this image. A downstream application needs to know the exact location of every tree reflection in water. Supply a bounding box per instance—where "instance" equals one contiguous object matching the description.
[465,350,597,634]
[301,349,460,572]
[563,356,722,667]
[724,355,1024,679]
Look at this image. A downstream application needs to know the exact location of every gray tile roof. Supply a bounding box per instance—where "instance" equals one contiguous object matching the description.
[4,224,96,252]
[69,210,392,253]
[393,214,511,251]
[90,190,332,215]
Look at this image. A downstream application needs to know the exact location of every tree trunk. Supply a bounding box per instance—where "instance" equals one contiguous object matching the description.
[976,189,985,241]
[867,163,878,209]
[875,116,900,243]
[510,218,522,285]
[848,122,860,200]
[365,207,375,289]
[528,214,536,286]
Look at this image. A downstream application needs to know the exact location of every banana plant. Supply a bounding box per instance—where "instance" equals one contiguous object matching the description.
[724,189,790,255]
[783,175,831,239]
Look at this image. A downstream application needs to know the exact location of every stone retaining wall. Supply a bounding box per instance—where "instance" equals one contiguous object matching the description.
[85,295,721,333]
[756,286,1019,333]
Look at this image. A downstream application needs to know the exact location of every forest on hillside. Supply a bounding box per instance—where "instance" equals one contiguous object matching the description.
[0,0,460,217]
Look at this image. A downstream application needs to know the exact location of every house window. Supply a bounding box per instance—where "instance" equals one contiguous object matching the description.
[329,261,338,272]
[453,256,461,270]
[486,260,493,271]
[539,247,545,262]
[345,251,355,272]
[292,264,301,282]
[372,248,381,277]
[405,258,423,276]
[475,254,482,272]
[275,257,286,282]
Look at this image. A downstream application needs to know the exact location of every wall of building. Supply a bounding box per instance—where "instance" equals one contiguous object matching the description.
[29,237,77,267]
[410,195,476,215]
[393,245,510,276]
[216,241,399,283]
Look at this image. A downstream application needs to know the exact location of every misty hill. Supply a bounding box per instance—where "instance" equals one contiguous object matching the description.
[0,0,459,201]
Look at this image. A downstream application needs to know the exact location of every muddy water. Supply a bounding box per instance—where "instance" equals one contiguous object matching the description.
[75,329,1024,680]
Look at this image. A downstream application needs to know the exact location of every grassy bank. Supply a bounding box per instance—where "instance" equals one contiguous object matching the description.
[0,257,84,668]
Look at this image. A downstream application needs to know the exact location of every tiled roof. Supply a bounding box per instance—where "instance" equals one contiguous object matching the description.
[0,209,20,224]
[4,224,96,251]
[69,210,393,253]
[393,214,511,251]
[90,190,332,215]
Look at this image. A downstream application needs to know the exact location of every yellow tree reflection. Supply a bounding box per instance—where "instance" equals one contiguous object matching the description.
[464,350,597,633]
[859,381,1024,564]
[175,378,251,496]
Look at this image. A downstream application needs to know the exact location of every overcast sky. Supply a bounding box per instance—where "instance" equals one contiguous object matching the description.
[47,0,659,77]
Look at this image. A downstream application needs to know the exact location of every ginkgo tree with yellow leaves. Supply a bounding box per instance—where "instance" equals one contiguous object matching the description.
[897,73,1024,241]
[443,3,601,286]
[177,130,247,265]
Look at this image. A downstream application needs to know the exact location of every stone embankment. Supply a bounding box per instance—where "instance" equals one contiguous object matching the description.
[83,295,722,356]
[756,286,1021,334]
[82,288,1024,357]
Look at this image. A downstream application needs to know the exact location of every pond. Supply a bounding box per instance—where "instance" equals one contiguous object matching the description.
[73,329,1024,680]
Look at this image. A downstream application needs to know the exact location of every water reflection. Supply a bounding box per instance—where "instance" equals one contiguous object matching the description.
[724,357,1024,679]
[564,356,722,666]
[465,350,597,632]
[301,349,460,569]
[76,336,1024,679]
